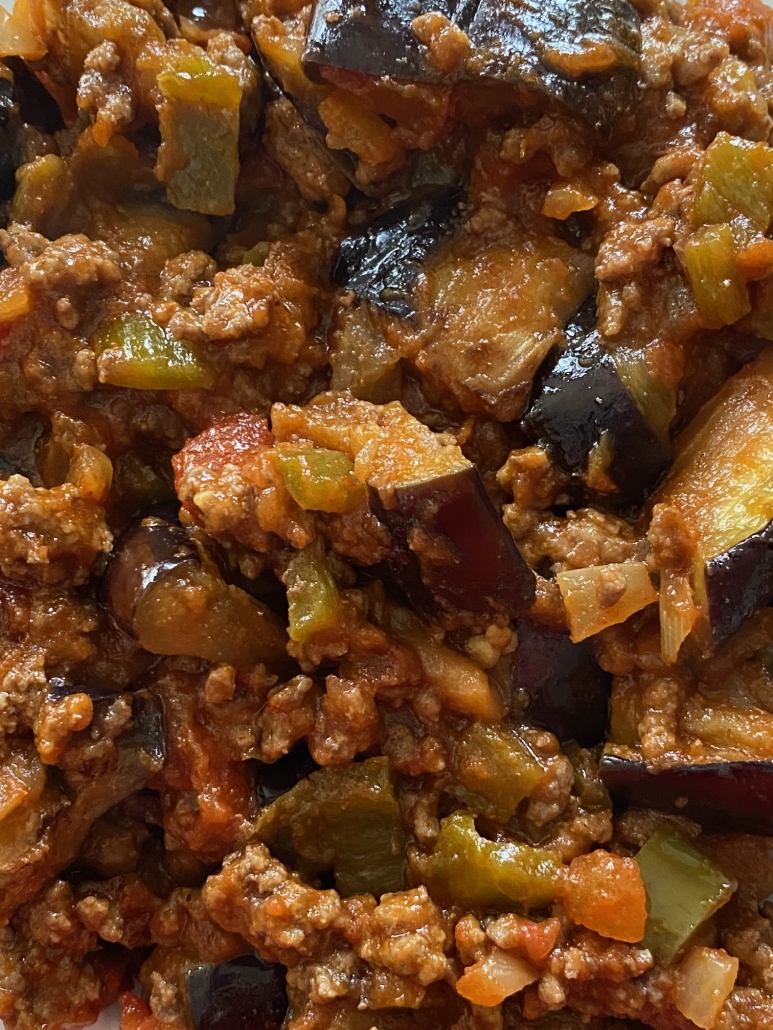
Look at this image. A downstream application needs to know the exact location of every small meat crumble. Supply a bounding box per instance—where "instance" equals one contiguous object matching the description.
[3,0,773,1028]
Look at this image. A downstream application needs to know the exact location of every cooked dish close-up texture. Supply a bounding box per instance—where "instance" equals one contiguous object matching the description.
[7,0,773,1027]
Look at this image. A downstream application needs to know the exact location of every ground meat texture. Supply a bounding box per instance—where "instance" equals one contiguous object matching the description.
[4,0,773,1028]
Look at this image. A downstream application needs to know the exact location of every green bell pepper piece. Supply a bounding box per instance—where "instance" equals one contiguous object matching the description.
[92,313,215,390]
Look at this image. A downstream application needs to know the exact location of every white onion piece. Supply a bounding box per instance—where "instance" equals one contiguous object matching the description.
[455,947,538,1007]
[659,568,699,665]
[557,561,657,643]
[674,946,739,1029]
[0,1,46,60]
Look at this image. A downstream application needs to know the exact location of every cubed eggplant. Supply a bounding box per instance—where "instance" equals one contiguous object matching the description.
[599,749,773,837]
[523,330,671,512]
[303,0,478,83]
[333,186,464,319]
[654,347,773,649]
[104,518,288,670]
[501,620,611,747]
[187,955,288,1030]
[465,0,641,135]
[370,463,535,629]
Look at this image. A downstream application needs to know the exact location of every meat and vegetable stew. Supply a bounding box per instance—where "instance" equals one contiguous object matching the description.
[3,0,773,1027]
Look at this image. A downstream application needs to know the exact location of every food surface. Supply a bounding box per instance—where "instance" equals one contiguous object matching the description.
[4,0,773,1028]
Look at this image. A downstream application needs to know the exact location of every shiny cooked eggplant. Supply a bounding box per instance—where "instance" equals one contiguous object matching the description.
[370,462,535,629]
[188,955,288,1030]
[654,346,773,649]
[104,518,288,669]
[500,620,610,746]
[599,749,773,837]
[303,0,641,133]
[333,187,464,319]
[523,329,670,512]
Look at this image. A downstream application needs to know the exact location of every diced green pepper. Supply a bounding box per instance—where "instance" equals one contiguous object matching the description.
[449,723,545,823]
[634,823,733,965]
[254,756,406,896]
[243,241,270,266]
[691,132,773,233]
[683,223,751,328]
[278,446,366,514]
[157,49,241,216]
[284,539,341,643]
[92,313,215,390]
[415,811,562,912]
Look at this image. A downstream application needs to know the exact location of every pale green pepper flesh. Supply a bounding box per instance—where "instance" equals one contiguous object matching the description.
[278,446,366,514]
[92,313,215,390]
[449,723,545,823]
[284,539,341,643]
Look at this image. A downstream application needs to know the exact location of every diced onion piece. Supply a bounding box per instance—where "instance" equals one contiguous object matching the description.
[557,561,657,643]
[456,948,538,1007]
[674,946,739,1029]
[0,270,32,323]
[66,444,113,504]
[542,181,599,220]
[0,2,46,59]
[660,569,699,665]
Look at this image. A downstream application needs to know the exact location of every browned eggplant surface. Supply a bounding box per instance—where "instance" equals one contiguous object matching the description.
[6,0,773,1029]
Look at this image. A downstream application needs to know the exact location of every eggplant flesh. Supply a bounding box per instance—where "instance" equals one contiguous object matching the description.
[503,620,610,747]
[303,0,641,132]
[370,464,535,629]
[333,187,463,319]
[523,331,670,512]
[188,955,288,1030]
[600,750,773,837]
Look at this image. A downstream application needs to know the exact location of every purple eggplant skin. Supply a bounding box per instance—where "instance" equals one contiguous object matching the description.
[466,0,641,135]
[599,751,773,836]
[333,187,464,320]
[303,0,478,83]
[256,742,319,807]
[522,331,671,513]
[704,523,773,649]
[103,520,199,634]
[370,465,535,630]
[504,620,610,747]
[188,955,288,1030]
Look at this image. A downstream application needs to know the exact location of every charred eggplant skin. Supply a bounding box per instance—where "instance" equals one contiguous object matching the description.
[704,524,773,648]
[506,621,610,746]
[370,466,535,628]
[333,187,463,320]
[523,331,670,512]
[188,955,288,1030]
[599,751,773,836]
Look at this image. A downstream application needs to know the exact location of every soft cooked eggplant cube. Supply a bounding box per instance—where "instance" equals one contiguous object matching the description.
[303,0,478,82]
[599,751,773,837]
[507,620,610,746]
[466,0,641,134]
[333,187,463,319]
[188,955,288,1030]
[523,333,670,511]
[704,524,773,648]
[371,465,535,628]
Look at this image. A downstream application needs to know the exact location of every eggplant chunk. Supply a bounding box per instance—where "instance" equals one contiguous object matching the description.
[523,330,670,512]
[188,955,288,1030]
[370,464,535,629]
[502,620,610,746]
[333,187,463,320]
[304,0,478,83]
[466,0,641,134]
[104,519,288,670]
[600,749,773,837]
[654,347,773,649]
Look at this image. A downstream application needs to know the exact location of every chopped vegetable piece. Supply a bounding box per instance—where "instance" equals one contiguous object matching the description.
[557,561,657,643]
[654,347,773,647]
[523,330,671,511]
[691,132,773,232]
[0,270,31,323]
[416,811,562,911]
[157,48,242,215]
[559,849,647,943]
[333,187,463,320]
[92,313,215,390]
[449,722,545,822]
[254,756,407,896]
[683,223,751,327]
[634,823,733,965]
[284,538,341,643]
[277,446,366,513]
[674,947,739,1030]
[187,955,288,1030]
[455,948,538,1007]
[599,749,773,836]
